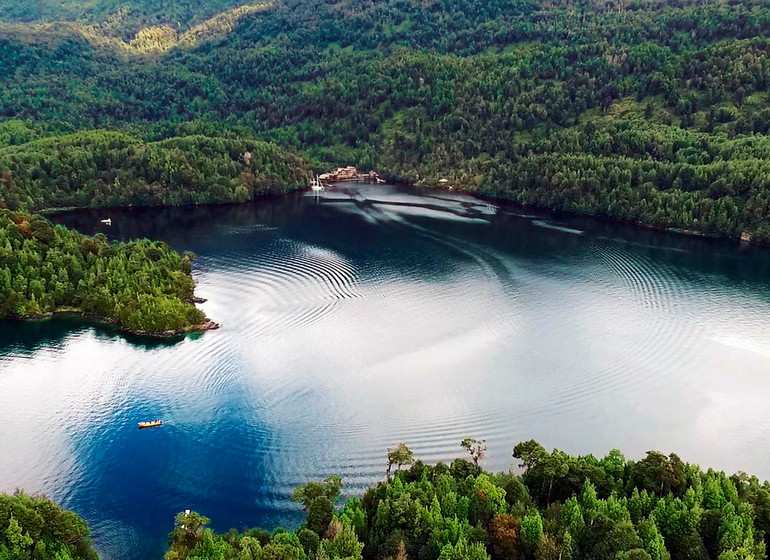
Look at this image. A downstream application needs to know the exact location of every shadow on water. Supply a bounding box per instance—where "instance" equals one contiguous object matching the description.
[12,184,770,560]
[0,317,187,356]
[48,195,310,246]
[48,186,770,279]
[76,404,299,560]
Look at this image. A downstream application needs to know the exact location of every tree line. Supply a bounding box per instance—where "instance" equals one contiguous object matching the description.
[0,491,97,560]
[0,130,311,212]
[6,439,770,559]
[164,439,770,560]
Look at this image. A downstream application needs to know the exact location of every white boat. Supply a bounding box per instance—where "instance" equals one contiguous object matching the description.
[310,175,324,191]
[100,218,112,225]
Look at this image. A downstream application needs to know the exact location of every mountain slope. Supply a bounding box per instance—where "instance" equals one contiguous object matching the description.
[1,0,770,239]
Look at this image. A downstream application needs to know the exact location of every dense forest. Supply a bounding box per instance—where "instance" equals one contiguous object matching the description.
[165,439,770,560]
[2,0,770,239]
[0,209,206,333]
[7,440,770,559]
[0,491,98,560]
[0,0,252,38]
[0,131,310,211]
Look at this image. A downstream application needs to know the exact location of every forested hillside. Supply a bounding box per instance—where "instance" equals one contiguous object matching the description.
[0,0,250,32]
[0,210,207,333]
[2,0,770,239]
[0,131,311,211]
[165,440,770,560]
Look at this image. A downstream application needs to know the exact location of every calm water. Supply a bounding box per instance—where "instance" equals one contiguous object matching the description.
[2,184,770,558]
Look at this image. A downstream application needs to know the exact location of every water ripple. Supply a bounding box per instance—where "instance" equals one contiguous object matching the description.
[2,184,770,560]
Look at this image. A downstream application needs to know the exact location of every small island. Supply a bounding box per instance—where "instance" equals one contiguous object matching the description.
[0,210,215,337]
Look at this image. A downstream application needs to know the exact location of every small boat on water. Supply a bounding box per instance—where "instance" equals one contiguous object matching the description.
[310,175,324,191]
[137,419,163,429]
[100,218,112,225]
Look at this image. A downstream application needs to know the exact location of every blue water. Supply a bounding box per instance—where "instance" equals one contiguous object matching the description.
[2,184,770,558]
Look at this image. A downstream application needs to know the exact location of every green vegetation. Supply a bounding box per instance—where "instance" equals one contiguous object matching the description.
[164,439,770,560]
[0,0,251,32]
[0,131,310,212]
[0,210,206,333]
[0,491,97,560]
[6,440,770,559]
[2,0,770,239]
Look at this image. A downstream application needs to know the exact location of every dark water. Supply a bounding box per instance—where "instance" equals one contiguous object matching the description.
[2,184,770,558]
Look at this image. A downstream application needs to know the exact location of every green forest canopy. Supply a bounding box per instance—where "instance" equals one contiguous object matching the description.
[0,210,206,333]
[0,131,311,211]
[0,0,251,30]
[2,0,770,239]
[0,491,98,560]
[166,439,770,559]
[8,440,770,560]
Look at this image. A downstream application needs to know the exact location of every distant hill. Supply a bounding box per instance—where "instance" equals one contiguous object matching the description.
[0,0,272,52]
[1,0,770,240]
[0,0,249,27]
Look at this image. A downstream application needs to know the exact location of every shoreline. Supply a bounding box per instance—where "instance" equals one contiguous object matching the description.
[37,186,306,217]
[35,176,768,250]
[404,179,767,248]
[4,309,220,339]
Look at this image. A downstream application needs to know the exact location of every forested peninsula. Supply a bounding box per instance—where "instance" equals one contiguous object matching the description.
[0,132,311,211]
[2,0,770,240]
[0,210,209,335]
[7,440,770,559]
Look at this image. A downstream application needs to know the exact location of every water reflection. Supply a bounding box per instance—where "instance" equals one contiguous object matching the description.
[0,184,768,559]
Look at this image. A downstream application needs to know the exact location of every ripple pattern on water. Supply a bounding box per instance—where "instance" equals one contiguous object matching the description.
[3,184,770,559]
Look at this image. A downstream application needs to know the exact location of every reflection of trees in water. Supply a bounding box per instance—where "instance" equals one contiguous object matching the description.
[48,184,770,289]
[48,192,312,245]
[0,318,182,356]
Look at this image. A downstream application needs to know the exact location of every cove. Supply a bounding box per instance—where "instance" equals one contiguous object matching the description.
[2,184,770,559]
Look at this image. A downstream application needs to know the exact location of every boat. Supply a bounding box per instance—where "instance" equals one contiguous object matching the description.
[310,175,324,191]
[100,218,112,225]
[137,419,163,429]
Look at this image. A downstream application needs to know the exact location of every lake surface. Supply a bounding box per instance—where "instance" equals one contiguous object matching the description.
[2,184,770,558]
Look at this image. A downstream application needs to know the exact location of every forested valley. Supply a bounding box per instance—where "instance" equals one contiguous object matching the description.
[2,0,770,239]
[5,2,770,558]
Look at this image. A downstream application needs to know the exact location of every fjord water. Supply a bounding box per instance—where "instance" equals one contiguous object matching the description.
[2,184,770,558]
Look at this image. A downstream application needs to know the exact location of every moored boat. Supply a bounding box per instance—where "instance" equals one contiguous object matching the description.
[138,419,163,429]
[310,175,324,191]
